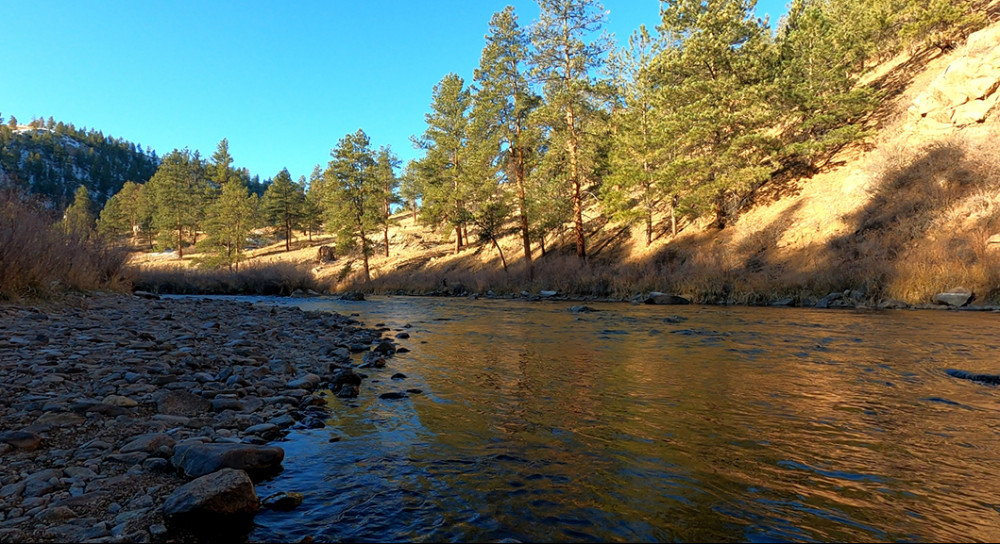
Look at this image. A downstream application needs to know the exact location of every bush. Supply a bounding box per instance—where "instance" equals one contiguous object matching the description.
[0,188,131,299]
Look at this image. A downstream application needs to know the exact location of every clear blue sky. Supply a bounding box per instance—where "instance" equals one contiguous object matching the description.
[0,1,787,183]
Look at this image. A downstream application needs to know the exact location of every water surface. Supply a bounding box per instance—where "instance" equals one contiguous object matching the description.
[226,296,1000,542]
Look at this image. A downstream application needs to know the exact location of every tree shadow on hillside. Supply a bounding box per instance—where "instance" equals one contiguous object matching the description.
[633,139,1000,304]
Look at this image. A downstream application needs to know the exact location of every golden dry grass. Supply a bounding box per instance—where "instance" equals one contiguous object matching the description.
[0,189,132,300]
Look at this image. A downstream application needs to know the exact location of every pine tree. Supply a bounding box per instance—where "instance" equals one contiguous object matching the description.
[210,138,236,188]
[654,0,779,228]
[413,73,472,254]
[302,165,326,241]
[473,6,541,277]
[262,168,304,252]
[324,129,380,283]
[774,0,880,170]
[399,161,423,221]
[147,149,204,258]
[531,0,611,259]
[202,176,254,270]
[63,185,96,239]
[898,0,985,51]
[602,26,672,245]
[98,181,150,242]
[374,146,401,257]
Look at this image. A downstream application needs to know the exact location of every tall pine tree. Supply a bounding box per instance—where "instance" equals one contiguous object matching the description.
[324,129,380,283]
[531,0,610,259]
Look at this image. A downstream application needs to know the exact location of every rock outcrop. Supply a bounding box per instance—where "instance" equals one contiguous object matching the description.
[909,24,1000,131]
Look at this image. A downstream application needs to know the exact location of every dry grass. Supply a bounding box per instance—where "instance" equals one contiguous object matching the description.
[131,260,321,295]
[0,189,132,300]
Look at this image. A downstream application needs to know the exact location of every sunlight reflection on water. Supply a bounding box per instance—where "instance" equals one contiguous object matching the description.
[227,296,1000,543]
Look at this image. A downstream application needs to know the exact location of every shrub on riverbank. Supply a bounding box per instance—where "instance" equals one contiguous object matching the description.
[131,260,321,295]
[0,189,131,300]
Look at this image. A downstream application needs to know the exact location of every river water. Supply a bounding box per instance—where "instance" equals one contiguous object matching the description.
[227,295,1000,542]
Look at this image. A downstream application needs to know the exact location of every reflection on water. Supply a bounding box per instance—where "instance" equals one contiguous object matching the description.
[234,296,1000,543]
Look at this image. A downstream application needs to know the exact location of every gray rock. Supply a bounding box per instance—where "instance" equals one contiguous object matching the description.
[154,390,210,416]
[23,469,64,498]
[210,397,245,412]
[171,443,284,479]
[244,424,280,440]
[101,395,139,407]
[0,482,25,499]
[161,468,259,525]
[106,452,149,465]
[120,433,176,455]
[933,288,975,307]
[568,305,598,313]
[34,506,77,523]
[287,373,321,390]
[0,430,43,451]
[539,290,558,297]
[645,292,690,305]
[34,412,85,427]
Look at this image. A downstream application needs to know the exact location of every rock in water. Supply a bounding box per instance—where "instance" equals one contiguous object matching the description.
[162,468,259,529]
[645,292,690,305]
[171,443,285,480]
[933,288,975,308]
[262,491,304,511]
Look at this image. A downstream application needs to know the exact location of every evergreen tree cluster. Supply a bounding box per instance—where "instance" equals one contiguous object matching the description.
[404,0,986,273]
[0,115,160,209]
[90,0,985,277]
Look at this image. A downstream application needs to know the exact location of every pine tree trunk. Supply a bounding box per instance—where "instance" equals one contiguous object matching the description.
[515,147,532,280]
[285,216,291,251]
[384,224,390,257]
[645,213,653,247]
[454,225,463,254]
[361,235,370,283]
[566,105,586,259]
[670,194,678,237]
[493,238,508,273]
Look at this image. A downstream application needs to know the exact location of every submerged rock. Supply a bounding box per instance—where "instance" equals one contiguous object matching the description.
[262,491,304,511]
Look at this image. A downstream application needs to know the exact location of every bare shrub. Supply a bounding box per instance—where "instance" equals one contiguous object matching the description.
[0,189,131,300]
[132,260,319,295]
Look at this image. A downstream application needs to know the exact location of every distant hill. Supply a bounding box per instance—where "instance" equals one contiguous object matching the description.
[0,118,159,209]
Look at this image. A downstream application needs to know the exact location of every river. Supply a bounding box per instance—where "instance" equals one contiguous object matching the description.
[212,295,1000,542]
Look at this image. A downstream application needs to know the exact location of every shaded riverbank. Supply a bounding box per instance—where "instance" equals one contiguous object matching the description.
[0,293,392,543]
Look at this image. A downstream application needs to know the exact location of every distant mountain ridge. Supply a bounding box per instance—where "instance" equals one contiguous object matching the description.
[0,118,159,208]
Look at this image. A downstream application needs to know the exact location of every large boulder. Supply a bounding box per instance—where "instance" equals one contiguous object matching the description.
[162,468,259,529]
[933,288,975,307]
[316,245,336,263]
[171,443,284,480]
[644,292,690,305]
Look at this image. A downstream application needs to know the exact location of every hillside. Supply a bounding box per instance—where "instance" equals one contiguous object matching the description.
[133,14,1000,307]
[0,119,158,208]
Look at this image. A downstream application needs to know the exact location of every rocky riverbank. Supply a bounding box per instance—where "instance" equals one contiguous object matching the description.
[0,293,394,543]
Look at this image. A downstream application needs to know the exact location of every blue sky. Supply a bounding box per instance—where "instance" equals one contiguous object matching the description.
[0,1,787,183]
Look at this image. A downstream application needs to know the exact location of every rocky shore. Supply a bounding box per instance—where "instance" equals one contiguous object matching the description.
[0,293,394,543]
